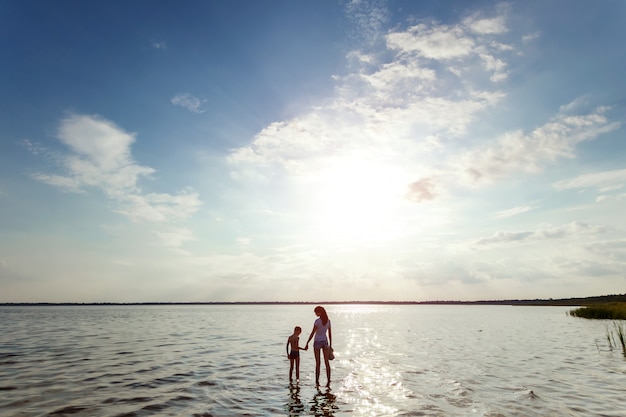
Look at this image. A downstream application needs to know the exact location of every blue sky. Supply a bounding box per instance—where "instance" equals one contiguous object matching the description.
[1,0,625,303]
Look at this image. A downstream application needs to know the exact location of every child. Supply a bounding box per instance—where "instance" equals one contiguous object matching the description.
[286,326,307,381]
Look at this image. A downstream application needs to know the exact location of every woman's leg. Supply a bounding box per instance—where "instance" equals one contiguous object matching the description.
[314,347,321,386]
[322,347,331,385]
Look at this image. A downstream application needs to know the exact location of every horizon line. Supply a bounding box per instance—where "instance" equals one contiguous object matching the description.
[1,294,624,307]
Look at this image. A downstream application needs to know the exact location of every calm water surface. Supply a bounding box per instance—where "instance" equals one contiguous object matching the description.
[1,304,625,416]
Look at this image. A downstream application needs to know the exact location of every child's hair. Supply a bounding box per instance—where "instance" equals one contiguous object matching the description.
[314,306,329,325]
[294,326,301,333]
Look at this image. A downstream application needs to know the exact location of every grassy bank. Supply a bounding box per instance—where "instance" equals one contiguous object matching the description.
[568,302,626,320]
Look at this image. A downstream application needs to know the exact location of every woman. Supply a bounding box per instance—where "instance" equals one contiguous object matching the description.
[304,305,332,387]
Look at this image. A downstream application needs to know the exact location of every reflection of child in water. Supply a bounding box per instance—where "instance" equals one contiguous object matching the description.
[286,326,308,381]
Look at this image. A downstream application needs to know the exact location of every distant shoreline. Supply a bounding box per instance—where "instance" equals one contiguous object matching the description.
[2,294,625,307]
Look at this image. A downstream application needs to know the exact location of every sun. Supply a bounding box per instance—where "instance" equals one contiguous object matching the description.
[304,157,409,246]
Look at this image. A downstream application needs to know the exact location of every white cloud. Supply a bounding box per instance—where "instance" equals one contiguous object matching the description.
[385,11,511,88]
[459,107,620,185]
[463,15,508,35]
[554,168,626,192]
[22,139,46,156]
[152,41,167,49]
[495,204,536,219]
[586,239,626,262]
[229,33,508,180]
[116,190,202,223]
[226,7,518,183]
[406,178,437,202]
[171,93,206,114]
[480,52,509,81]
[559,96,590,114]
[154,227,195,248]
[599,184,624,193]
[554,258,620,277]
[345,0,390,45]
[397,105,619,202]
[32,114,202,222]
[522,32,540,43]
[31,173,84,193]
[473,221,605,247]
[386,24,475,60]
[228,7,619,214]
[359,60,437,94]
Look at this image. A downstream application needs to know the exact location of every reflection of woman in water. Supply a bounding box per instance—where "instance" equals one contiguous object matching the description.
[311,388,337,416]
[305,305,332,387]
[286,382,304,415]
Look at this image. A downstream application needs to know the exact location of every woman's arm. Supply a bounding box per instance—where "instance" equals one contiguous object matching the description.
[328,324,332,348]
[305,325,317,347]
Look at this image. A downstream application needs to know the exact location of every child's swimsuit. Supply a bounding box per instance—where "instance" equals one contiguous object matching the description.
[289,351,299,359]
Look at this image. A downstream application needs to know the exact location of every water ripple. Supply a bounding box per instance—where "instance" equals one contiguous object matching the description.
[1,305,625,416]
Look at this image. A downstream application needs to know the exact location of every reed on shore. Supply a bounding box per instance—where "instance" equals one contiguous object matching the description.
[604,321,626,356]
[568,302,626,320]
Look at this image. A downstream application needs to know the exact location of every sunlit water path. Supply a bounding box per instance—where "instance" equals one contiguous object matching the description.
[1,305,624,416]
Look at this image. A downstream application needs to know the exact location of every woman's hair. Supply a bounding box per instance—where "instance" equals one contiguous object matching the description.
[314,306,329,325]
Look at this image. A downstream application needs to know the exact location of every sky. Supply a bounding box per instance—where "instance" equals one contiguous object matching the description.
[1,0,625,303]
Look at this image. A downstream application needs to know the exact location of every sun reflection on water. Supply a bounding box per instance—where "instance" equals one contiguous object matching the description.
[331,304,411,416]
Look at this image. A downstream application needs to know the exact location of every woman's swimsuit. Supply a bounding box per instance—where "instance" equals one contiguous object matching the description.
[313,318,331,349]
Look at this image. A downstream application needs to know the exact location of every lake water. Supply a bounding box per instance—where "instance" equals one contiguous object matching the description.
[1,304,624,416]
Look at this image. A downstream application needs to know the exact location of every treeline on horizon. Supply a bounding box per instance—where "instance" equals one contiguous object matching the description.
[2,293,626,307]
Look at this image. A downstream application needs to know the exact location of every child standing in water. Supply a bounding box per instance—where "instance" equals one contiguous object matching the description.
[286,326,307,381]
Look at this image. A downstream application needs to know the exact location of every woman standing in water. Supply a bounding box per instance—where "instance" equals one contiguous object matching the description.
[304,305,333,387]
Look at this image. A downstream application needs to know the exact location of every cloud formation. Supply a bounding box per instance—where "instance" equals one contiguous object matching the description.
[171,93,206,113]
[458,107,619,185]
[228,8,619,212]
[32,114,201,222]
[554,168,626,192]
[228,9,514,182]
[406,178,437,202]
[495,204,536,219]
[474,221,605,247]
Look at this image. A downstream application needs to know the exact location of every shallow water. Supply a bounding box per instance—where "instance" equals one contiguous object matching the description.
[1,304,625,416]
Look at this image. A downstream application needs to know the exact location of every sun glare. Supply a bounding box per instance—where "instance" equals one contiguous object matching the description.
[306,158,409,246]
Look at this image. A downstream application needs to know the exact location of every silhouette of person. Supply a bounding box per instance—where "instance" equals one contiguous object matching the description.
[286,325,307,381]
[304,305,333,387]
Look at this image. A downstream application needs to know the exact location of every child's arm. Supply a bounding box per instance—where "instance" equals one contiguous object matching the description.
[286,337,290,358]
[296,336,307,351]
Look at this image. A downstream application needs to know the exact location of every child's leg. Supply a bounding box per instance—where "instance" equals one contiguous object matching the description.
[289,358,295,380]
[295,356,300,380]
